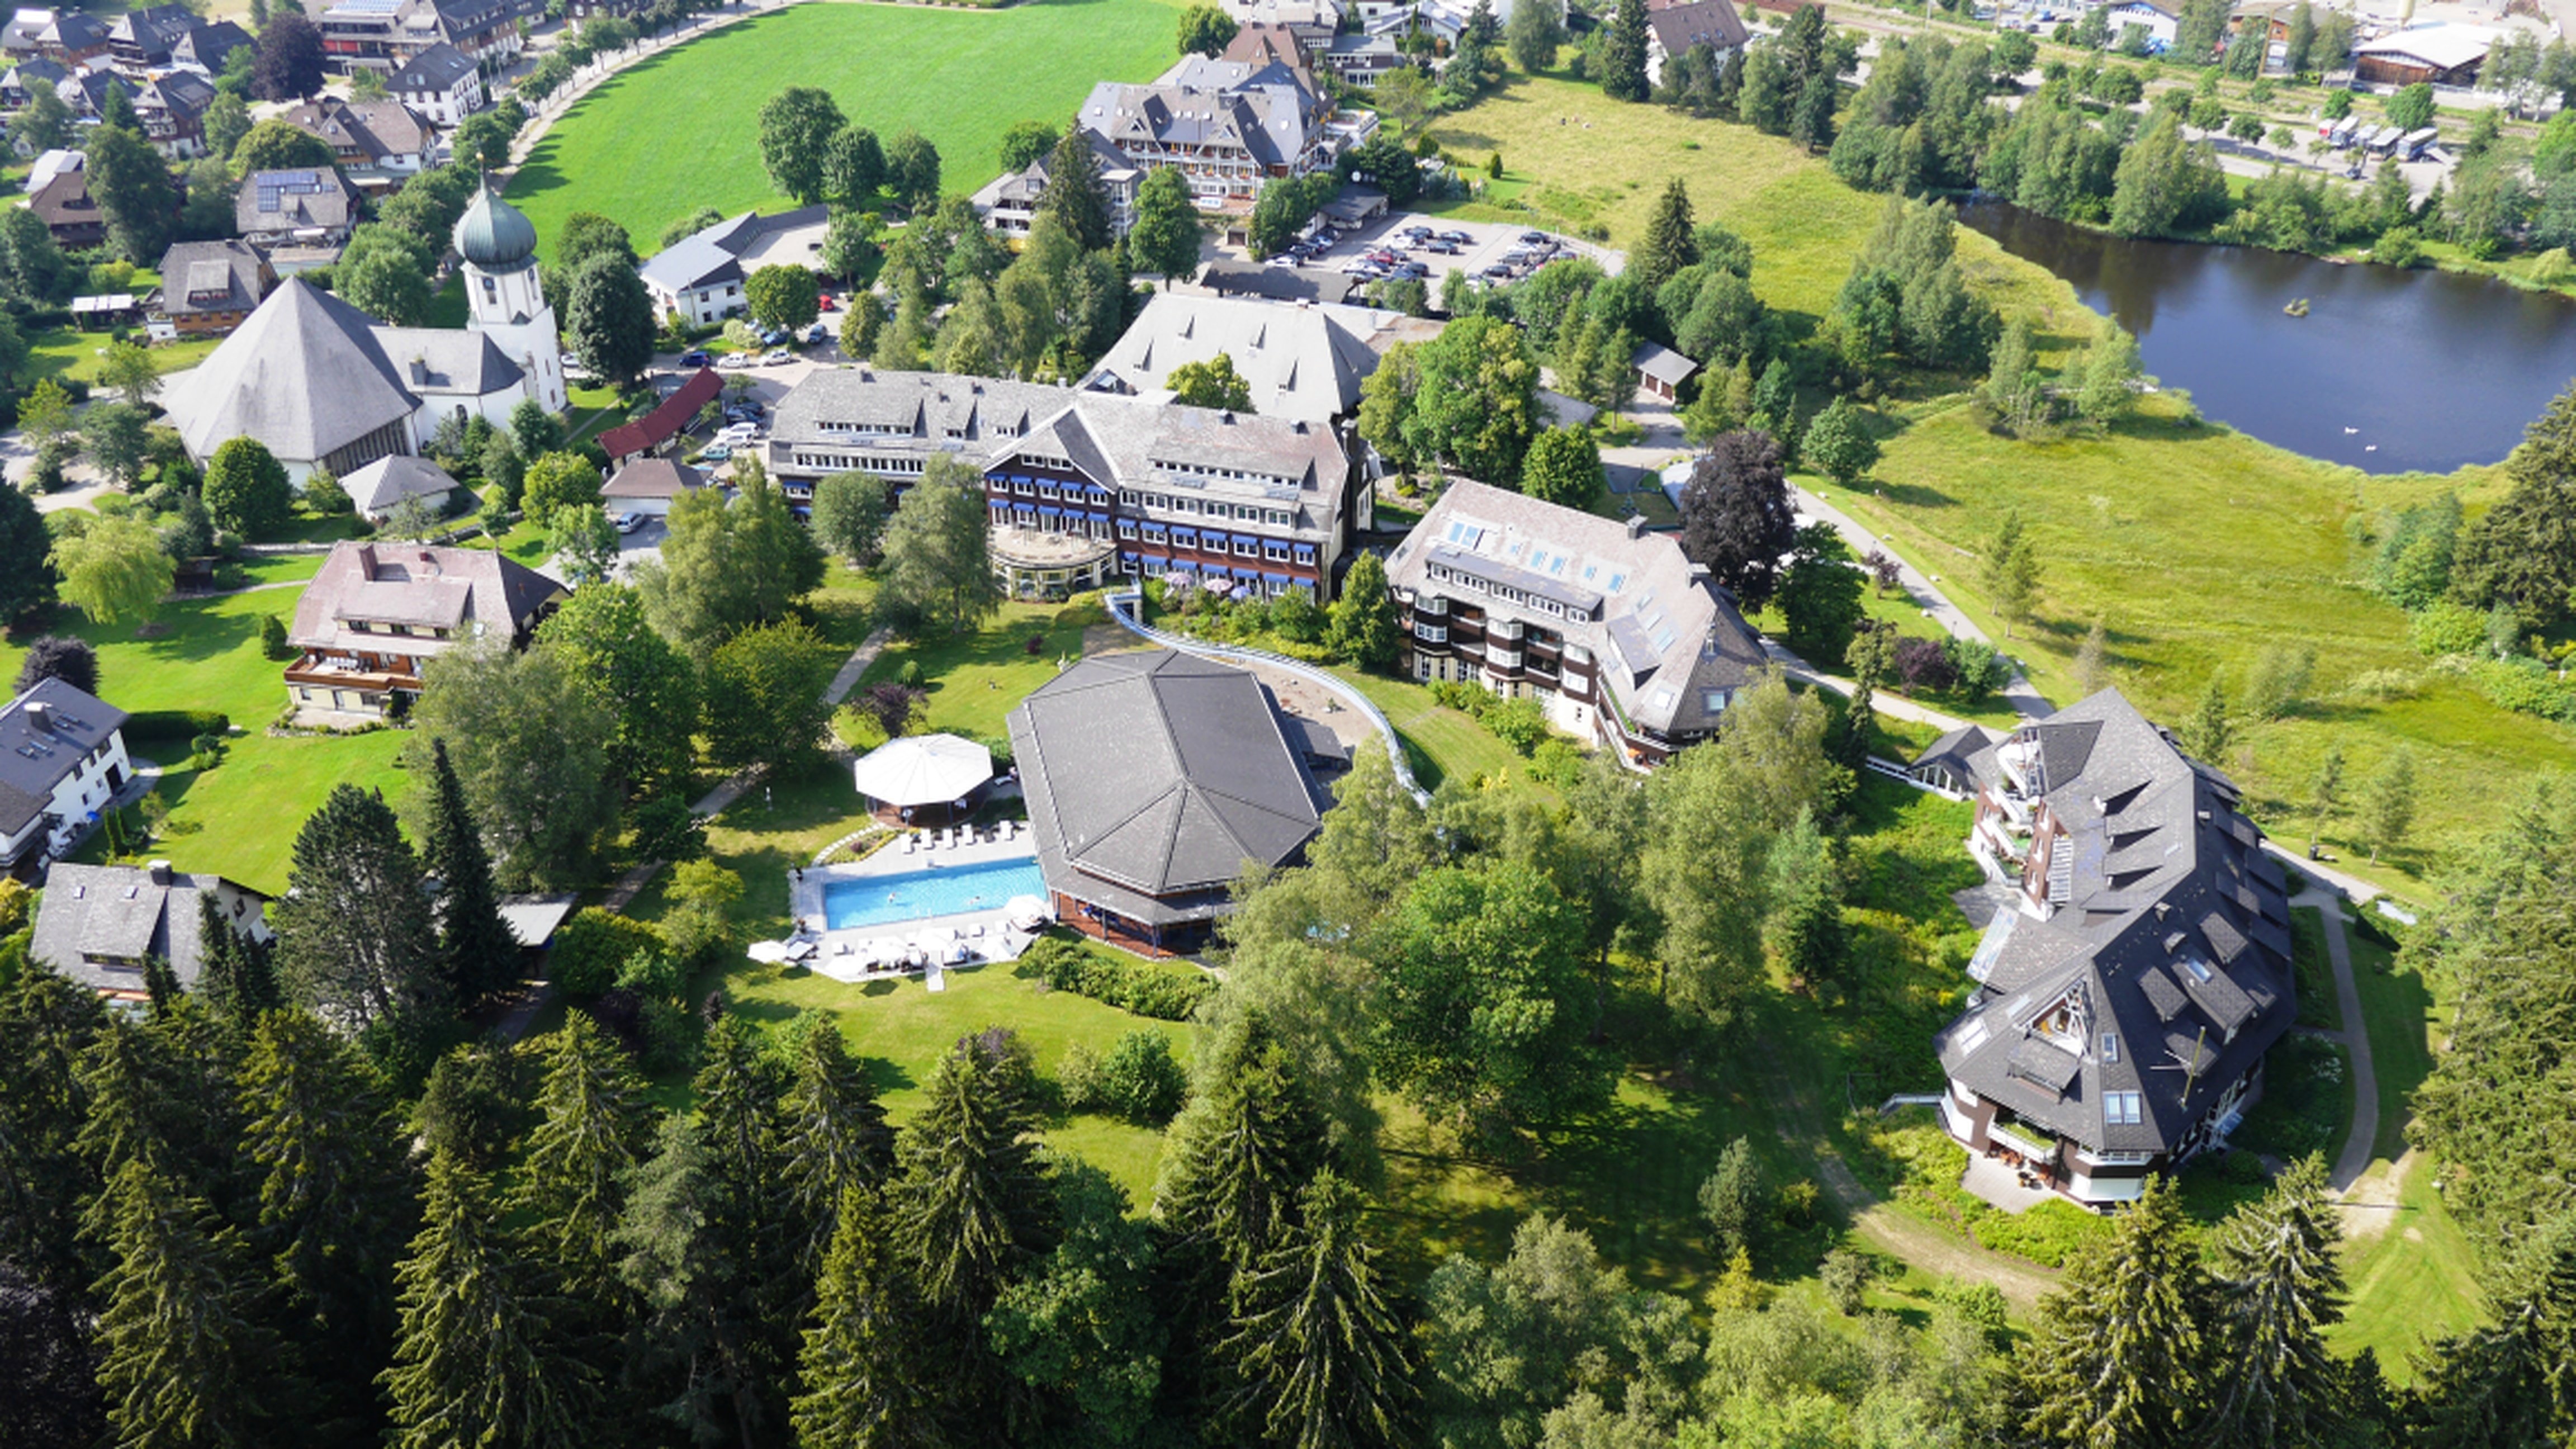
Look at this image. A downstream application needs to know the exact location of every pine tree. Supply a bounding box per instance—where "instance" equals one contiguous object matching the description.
[1603,0,1650,101]
[2075,617,2110,694]
[272,784,445,1041]
[383,1150,597,1449]
[143,954,183,1011]
[514,1015,654,1313]
[793,1187,938,1449]
[74,1012,233,1242]
[419,738,523,1010]
[2413,1212,2576,1447]
[2199,1154,2348,1449]
[2184,674,2232,763]
[779,1012,896,1282]
[618,1114,784,1448]
[193,891,280,1033]
[240,1008,418,1441]
[897,1030,1055,1322]
[2359,749,2417,864]
[2022,1176,2208,1448]
[1764,806,1849,995]
[1327,552,1400,671]
[1036,127,1113,252]
[1982,508,2041,638]
[1217,1171,1416,1449]
[91,1162,281,1449]
[1156,1014,1334,1285]
[0,964,106,1295]
[683,1016,799,1428]
[1635,178,1700,295]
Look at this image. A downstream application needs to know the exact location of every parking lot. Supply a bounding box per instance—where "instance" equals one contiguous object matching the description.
[1272,209,1625,290]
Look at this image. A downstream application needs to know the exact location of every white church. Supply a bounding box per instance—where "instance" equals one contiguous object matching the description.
[163,187,569,482]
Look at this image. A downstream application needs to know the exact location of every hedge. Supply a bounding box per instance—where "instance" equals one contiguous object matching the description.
[550,908,666,1000]
[1014,936,1213,1021]
[123,709,230,746]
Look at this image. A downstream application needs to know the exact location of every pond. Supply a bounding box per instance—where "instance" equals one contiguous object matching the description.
[1959,201,2576,475]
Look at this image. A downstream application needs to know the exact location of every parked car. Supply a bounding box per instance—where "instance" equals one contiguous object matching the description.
[1426,242,1459,255]
[1519,230,1547,244]
[700,443,734,461]
[1438,229,1471,243]
[678,349,713,368]
[611,511,645,534]
[804,322,831,343]
[761,349,795,366]
[717,353,755,370]
[1342,260,1378,275]
[819,293,839,311]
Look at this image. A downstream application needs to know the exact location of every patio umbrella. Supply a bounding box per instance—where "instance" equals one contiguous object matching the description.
[850,733,995,810]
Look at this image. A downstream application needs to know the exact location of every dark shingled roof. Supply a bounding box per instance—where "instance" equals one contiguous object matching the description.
[1007,650,1327,926]
[0,679,128,837]
[29,863,269,995]
[1931,689,2295,1158]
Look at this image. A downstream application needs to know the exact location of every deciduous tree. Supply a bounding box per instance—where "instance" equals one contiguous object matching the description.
[203,435,293,538]
[1518,425,1604,510]
[1128,165,1204,282]
[1800,396,1879,483]
[757,86,846,205]
[875,458,1002,636]
[566,252,657,385]
[808,468,892,565]
[1676,428,1797,610]
[49,512,172,627]
[406,637,619,891]
[254,12,325,100]
[704,615,837,776]
[536,584,700,792]
[1168,352,1256,412]
[636,458,827,657]
[12,635,94,695]
[745,263,822,332]
[1177,2,1239,56]
[1327,551,1400,670]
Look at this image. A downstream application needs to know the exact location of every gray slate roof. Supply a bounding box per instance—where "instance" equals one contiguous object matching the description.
[600,457,707,500]
[162,278,419,463]
[1646,0,1750,55]
[1008,650,1327,925]
[156,239,267,318]
[235,168,362,238]
[373,326,524,397]
[288,541,565,656]
[29,863,268,994]
[387,40,475,91]
[1077,50,1329,174]
[1630,340,1701,387]
[638,205,831,296]
[1383,480,1769,740]
[344,453,460,514]
[0,679,127,837]
[1927,689,2295,1159]
[1082,292,1390,422]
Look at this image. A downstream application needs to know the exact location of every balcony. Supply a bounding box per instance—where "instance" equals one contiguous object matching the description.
[283,652,422,692]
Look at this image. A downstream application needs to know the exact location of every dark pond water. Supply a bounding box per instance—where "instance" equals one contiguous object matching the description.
[1959,200,2576,475]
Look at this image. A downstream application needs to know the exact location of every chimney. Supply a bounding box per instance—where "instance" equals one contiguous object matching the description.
[148,860,173,886]
[23,700,51,732]
[1220,410,1235,424]
[1625,515,1649,540]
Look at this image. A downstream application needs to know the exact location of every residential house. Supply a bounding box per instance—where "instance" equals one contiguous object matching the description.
[2354,23,2491,86]
[130,70,216,158]
[154,239,274,336]
[281,97,438,188]
[1382,479,1770,762]
[1080,290,1398,424]
[27,162,105,249]
[343,453,461,524]
[1916,689,2295,1209]
[598,366,721,467]
[1069,48,1372,213]
[282,540,567,719]
[968,129,1145,241]
[2,8,110,64]
[1221,0,1343,53]
[235,168,366,250]
[600,457,708,517]
[386,41,482,125]
[0,679,131,873]
[321,0,527,74]
[168,20,253,77]
[106,3,197,74]
[28,860,272,1001]
[636,205,831,325]
[1008,650,1329,956]
[764,366,1363,600]
[55,67,118,121]
[0,53,63,105]
[1630,340,1699,404]
[2103,0,2181,50]
[1644,0,1748,87]
[1320,32,1407,83]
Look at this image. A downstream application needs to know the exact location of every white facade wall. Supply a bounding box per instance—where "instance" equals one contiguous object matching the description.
[0,728,131,863]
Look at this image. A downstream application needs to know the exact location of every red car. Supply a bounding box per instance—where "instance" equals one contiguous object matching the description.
[819,293,839,312]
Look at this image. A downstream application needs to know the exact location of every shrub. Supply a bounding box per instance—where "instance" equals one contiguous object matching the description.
[1935,1278,2010,1349]
[1940,637,2009,696]
[2409,600,2488,657]
[1971,1197,2111,1268]
[1013,936,1215,1020]
[1058,1043,1105,1111]
[122,709,230,747]
[1820,1248,1877,1314]
[1892,636,1957,694]
[551,908,666,1000]
[259,613,296,661]
[615,946,686,1002]
[2469,655,2576,723]
[1095,1029,1187,1124]
[1484,696,1549,755]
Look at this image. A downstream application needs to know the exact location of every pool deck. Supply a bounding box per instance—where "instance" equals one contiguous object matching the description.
[781,830,1052,987]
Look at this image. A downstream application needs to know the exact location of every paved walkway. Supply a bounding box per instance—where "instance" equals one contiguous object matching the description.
[1794,485,2052,722]
[2293,886,2383,1194]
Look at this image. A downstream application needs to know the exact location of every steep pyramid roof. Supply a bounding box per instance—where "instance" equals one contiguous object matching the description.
[164,278,416,463]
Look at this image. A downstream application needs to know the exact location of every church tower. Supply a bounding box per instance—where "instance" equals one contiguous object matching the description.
[453,186,567,414]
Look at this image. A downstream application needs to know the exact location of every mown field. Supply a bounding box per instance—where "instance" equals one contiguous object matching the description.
[508,0,1186,252]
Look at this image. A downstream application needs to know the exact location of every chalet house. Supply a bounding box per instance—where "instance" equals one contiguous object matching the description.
[320,0,529,74]
[154,239,274,336]
[0,679,131,873]
[27,162,105,249]
[1080,291,1395,424]
[168,20,253,77]
[29,860,271,1002]
[968,130,1145,242]
[106,3,196,73]
[280,97,437,187]
[1384,480,1768,762]
[1320,33,1405,83]
[1071,48,1373,212]
[1008,650,1328,956]
[636,205,830,325]
[2,9,110,64]
[1221,0,1343,53]
[0,53,62,105]
[764,367,1363,600]
[386,41,482,125]
[284,541,567,720]
[1644,0,1748,87]
[2354,23,2491,86]
[131,70,216,158]
[235,168,365,250]
[1916,690,2295,1209]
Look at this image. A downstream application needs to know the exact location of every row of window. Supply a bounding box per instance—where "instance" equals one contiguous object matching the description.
[1120,488,1296,527]
[347,620,449,638]
[1422,565,1594,622]
[792,452,929,475]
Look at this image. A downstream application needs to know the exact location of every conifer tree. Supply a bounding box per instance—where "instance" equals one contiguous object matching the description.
[1217,1171,1416,1449]
[74,1012,226,1241]
[514,1015,654,1314]
[1603,0,1650,101]
[193,891,280,1033]
[896,1029,1055,1325]
[1635,178,1700,295]
[0,963,106,1294]
[273,784,445,1041]
[419,738,523,1009]
[2413,1211,2576,1449]
[675,1015,800,1429]
[619,1114,783,1447]
[2021,1176,2208,1448]
[1763,806,1849,995]
[1154,1014,1334,1287]
[2200,1154,2348,1448]
[793,1187,937,1449]
[779,1012,896,1282]
[1036,126,1113,252]
[91,1162,280,1449]
[383,1150,597,1449]
[240,1008,418,1439]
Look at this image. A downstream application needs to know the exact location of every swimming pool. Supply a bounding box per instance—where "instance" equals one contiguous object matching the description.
[821,856,1050,930]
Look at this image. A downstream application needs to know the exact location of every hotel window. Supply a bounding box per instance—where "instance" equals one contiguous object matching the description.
[1038,481,1059,500]
[2101,1033,2120,1063]
[1116,520,1138,541]
[1234,537,1259,557]
[1264,541,1290,562]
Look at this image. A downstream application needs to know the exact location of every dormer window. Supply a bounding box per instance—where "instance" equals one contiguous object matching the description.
[2100,1033,2119,1063]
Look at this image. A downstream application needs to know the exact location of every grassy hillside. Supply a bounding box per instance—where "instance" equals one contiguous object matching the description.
[508,0,1185,253]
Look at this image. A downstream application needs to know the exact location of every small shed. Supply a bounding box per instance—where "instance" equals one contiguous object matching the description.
[343,454,459,525]
[495,891,580,983]
[1630,340,1701,405]
[70,293,140,329]
[600,457,708,517]
[850,732,995,826]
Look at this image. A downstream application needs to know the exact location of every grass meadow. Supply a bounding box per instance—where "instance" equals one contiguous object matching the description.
[508,0,1186,253]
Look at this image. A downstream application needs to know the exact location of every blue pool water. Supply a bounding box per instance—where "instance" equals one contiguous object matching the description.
[822,857,1049,930]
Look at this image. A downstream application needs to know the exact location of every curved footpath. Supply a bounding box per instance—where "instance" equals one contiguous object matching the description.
[1102,588,1429,805]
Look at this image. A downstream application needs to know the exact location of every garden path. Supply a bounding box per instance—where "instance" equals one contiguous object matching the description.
[2293,885,2385,1197]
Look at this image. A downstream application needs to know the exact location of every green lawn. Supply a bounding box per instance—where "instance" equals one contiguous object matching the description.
[1323,667,1532,794]
[845,598,1110,747]
[32,329,220,388]
[508,0,1187,252]
[2333,1153,2484,1376]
